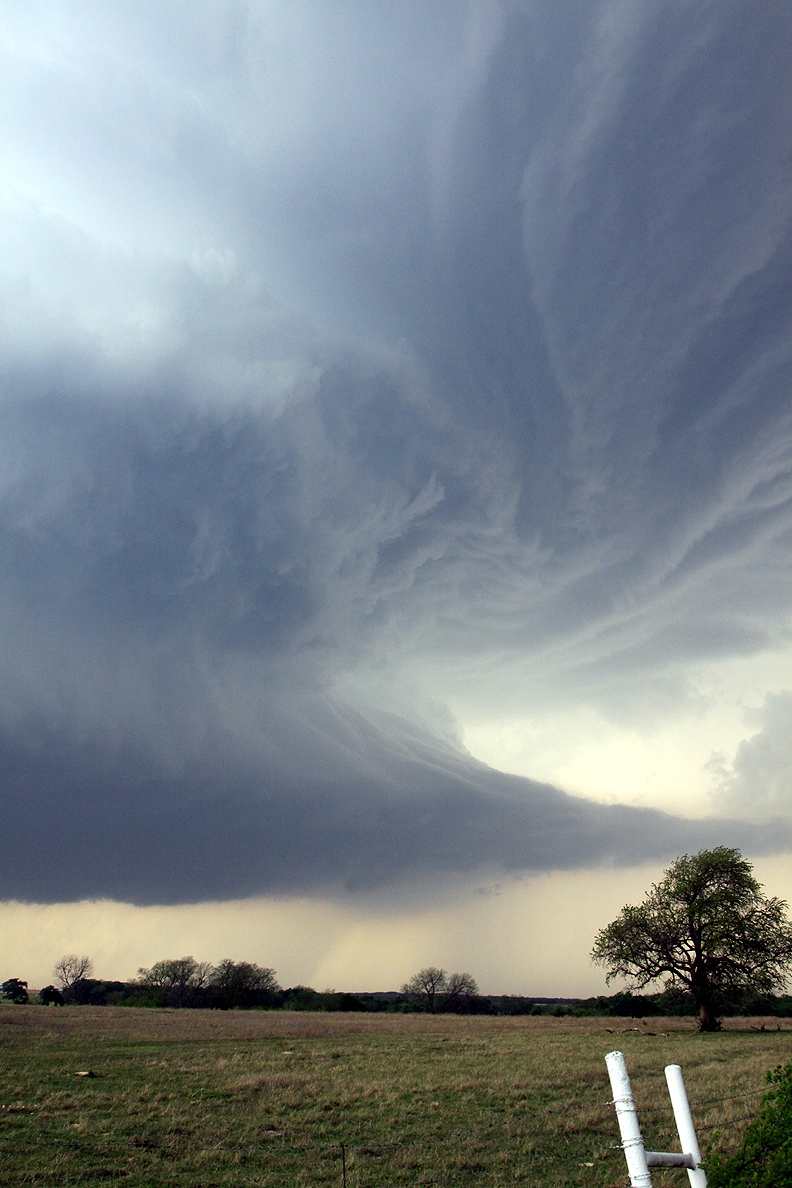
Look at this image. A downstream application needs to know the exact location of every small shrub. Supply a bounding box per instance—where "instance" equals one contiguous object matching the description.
[706,1061,792,1187]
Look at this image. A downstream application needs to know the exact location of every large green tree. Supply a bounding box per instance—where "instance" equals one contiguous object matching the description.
[592,847,792,1031]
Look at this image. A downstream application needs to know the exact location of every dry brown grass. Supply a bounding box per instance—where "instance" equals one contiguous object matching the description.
[1,1007,790,1187]
[5,1004,702,1040]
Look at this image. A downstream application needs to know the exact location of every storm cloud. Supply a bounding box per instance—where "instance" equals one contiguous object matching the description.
[715,692,792,819]
[1,0,791,903]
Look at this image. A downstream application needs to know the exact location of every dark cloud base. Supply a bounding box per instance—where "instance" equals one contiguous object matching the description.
[2,706,786,905]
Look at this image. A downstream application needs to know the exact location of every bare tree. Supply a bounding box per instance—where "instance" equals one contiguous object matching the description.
[53,954,93,990]
[136,957,212,1007]
[443,971,479,1012]
[401,967,448,1013]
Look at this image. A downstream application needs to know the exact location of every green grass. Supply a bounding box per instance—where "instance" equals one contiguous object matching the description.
[1,1007,791,1186]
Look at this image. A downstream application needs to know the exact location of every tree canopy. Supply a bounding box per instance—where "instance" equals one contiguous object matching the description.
[1,977,28,1004]
[591,847,792,1031]
[39,985,65,1006]
[136,956,213,1007]
[208,960,279,1009]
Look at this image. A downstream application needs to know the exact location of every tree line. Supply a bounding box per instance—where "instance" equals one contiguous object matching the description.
[3,848,792,1028]
[2,957,524,1013]
[5,964,792,1018]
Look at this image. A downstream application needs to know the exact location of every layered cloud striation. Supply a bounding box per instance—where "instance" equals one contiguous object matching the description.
[1,1,791,901]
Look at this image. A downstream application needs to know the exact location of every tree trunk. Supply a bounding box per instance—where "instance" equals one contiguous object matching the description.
[698,998,720,1032]
[691,967,721,1032]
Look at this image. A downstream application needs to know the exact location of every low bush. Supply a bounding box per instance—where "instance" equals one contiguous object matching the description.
[706,1061,792,1187]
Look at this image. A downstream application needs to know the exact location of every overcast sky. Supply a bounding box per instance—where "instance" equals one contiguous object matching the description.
[2,0,792,991]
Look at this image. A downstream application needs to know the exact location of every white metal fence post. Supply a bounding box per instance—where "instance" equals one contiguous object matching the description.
[605,1050,652,1188]
[665,1065,707,1188]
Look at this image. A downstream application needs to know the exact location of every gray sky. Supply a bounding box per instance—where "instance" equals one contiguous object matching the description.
[1,1,792,985]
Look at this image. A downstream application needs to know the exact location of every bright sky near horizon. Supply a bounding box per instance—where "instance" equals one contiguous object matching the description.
[1,0,792,994]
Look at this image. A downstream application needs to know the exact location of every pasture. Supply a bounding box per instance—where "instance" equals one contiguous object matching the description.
[1,1007,790,1186]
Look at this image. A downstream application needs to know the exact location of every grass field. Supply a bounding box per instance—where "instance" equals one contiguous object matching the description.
[1,1007,791,1187]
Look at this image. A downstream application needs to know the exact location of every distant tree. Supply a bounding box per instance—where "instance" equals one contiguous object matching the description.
[54,955,93,990]
[592,847,792,1032]
[401,967,480,1013]
[39,985,65,1006]
[208,960,280,1009]
[401,967,449,1013]
[66,979,132,1006]
[1,978,29,1003]
[443,971,479,1013]
[136,957,212,1007]
[282,985,322,1011]
[323,992,367,1012]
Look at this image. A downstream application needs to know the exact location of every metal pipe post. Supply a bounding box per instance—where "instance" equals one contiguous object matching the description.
[664,1065,707,1188]
[605,1050,652,1188]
